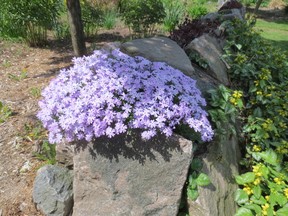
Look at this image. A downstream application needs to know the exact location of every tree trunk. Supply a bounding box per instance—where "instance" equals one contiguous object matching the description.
[66,0,86,57]
[254,0,264,14]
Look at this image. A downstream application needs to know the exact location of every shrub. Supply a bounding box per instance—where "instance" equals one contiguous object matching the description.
[0,0,62,46]
[169,18,221,48]
[37,49,214,144]
[81,0,103,37]
[118,0,165,35]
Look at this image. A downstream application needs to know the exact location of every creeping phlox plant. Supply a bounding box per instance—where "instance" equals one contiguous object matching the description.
[37,49,213,144]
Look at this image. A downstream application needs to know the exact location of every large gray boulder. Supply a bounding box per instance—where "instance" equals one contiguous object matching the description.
[120,36,196,78]
[188,135,240,216]
[73,132,193,216]
[185,34,229,85]
[33,165,73,216]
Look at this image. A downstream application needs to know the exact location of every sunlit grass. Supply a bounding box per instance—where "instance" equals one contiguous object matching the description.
[254,18,288,51]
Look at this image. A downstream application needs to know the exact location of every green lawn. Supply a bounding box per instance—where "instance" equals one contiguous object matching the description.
[254,19,288,51]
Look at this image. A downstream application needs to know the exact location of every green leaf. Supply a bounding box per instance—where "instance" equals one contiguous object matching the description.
[256,149,278,166]
[244,204,262,215]
[253,185,261,199]
[250,195,266,205]
[188,176,197,190]
[235,172,256,185]
[259,165,269,179]
[270,192,287,207]
[276,206,288,216]
[187,188,199,201]
[235,189,249,205]
[235,44,242,50]
[234,207,253,216]
[191,158,203,171]
[196,173,211,186]
[253,107,262,117]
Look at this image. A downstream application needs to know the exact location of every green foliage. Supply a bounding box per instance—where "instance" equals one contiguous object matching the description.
[208,85,243,138]
[24,122,56,165]
[8,68,28,82]
[81,0,103,37]
[118,0,165,35]
[189,52,209,69]
[0,101,12,123]
[0,0,63,46]
[187,2,208,20]
[222,18,288,216]
[53,21,70,40]
[33,140,56,165]
[102,9,118,30]
[161,0,185,32]
[29,87,42,99]
[186,158,211,201]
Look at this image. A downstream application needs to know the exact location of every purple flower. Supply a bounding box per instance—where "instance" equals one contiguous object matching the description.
[37,48,214,144]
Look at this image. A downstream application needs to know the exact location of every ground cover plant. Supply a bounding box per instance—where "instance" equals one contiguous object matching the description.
[37,49,214,144]
[222,18,288,216]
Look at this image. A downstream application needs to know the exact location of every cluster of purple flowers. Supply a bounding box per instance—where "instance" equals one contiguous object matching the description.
[37,49,214,144]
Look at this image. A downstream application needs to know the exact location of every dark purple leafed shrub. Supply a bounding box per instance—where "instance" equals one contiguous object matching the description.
[37,49,214,144]
[169,18,221,48]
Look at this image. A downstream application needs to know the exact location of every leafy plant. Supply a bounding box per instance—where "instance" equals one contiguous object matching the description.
[169,18,221,48]
[53,21,70,40]
[189,52,209,69]
[0,101,12,123]
[208,85,243,138]
[222,18,288,216]
[8,68,28,81]
[81,0,103,37]
[161,0,185,32]
[187,5,208,20]
[29,87,42,98]
[102,9,118,30]
[33,140,56,165]
[118,0,165,36]
[0,0,63,46]
[178,157,211,215]
[37,49,214,144]
[187,158,211,201]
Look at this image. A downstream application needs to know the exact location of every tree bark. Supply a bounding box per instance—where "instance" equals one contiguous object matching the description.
[254,0,264,14]
[66,0,86,57]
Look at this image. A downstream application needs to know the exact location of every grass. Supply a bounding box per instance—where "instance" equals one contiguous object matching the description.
[254,18,288,51]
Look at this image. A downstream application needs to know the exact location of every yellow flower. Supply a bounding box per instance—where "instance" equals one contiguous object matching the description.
[284,188,288,199]
[232,90,243,99]
[265,195,270,201]
[252,145,261,152]
[243,185,253,195]
[252,165,260,173]
[254,178,261,185]
[274,177,284,185]
[256,91,263,95]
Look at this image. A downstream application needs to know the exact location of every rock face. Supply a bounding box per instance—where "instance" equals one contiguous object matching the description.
[120,36,196,78]
[188,135,240,216]
[185,34,229,85]
[56,142,74,168]
[73,132,193,216]
[33,165,73,216]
